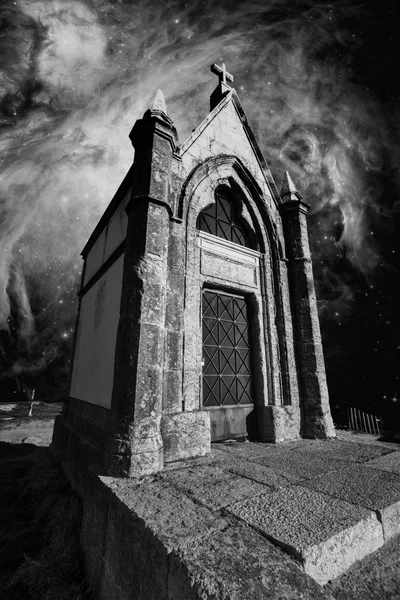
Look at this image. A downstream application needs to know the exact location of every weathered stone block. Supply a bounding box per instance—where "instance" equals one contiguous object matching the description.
[294,439,390,463]
[214,451,303,487]
[161,411,210,462]
[164,329,183,370]
[169,523,333,599]
[228,485,384,585]
[302,464,400,541]
[164,287,184,330]
[80,469,110,585]
[364,451,400,474]
[246,448,349,480]
[258,405,301,443]
[162,370,183,413]
[201,250,258,287]
[101,491,170,600]
[295,341,327,373]
[327,532,400,600]
[104,478,227,551]
[161,464,267,510]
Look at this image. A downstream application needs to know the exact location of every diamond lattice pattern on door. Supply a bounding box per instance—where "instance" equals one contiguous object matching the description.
[202,290,253,407]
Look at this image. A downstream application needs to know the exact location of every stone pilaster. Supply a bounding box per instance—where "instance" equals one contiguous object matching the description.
[279,173,335,439]
[105,91,179,477]
[160,221,211,463]
[128,89,178,214]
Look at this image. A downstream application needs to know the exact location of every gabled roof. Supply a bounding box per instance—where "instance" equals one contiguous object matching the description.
[81,85,284,259]
[179,88,281,207]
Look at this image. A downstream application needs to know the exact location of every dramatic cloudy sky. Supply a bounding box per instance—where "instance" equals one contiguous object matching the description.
[0,0,399,420]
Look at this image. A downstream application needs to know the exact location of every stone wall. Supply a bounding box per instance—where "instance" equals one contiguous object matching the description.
[51,437,330,600]
[70,254,124,409]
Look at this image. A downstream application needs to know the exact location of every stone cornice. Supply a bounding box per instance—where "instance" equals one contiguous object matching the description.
[279,199,310,216]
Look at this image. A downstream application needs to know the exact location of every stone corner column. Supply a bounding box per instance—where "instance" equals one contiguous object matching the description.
[159,221,212,463]
[279,186,335,439]
[105,94,179,477]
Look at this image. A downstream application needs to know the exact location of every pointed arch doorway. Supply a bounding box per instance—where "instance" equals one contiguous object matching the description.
[197,184,258,441]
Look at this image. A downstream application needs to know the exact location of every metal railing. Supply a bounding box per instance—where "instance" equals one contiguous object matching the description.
[347,407,382,435]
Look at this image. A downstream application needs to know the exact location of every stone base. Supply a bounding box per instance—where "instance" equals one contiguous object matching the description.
[53,407,211,480]
[258,404,336,443]
[258,405,301,443]
[106,442,164,479]
[52,414,105,496]
[53,430,399,598]
[56,441,345,599]
[62,397,110,449]
[228,485,384,585]
[73,461,331,600]
[302,405,336,440]
[161,410,211,463]
[106,416,164,478]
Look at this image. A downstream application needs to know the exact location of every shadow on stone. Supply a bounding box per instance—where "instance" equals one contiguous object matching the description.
[246,408,259,441]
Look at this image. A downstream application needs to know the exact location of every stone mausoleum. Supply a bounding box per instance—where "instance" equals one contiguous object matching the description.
[53,64,335,479]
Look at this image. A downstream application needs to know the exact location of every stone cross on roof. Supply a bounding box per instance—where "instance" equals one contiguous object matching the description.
[210,62,234,86]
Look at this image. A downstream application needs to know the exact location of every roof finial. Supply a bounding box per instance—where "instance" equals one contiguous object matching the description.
[280,171,303,202]
[150,89,167,114]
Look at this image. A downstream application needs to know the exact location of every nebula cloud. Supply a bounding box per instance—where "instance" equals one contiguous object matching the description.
[0,0,397,388]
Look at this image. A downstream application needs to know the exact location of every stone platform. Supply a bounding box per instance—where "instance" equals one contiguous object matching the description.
[71,430,400,599]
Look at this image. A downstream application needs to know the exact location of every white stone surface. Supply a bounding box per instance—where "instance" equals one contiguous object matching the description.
[70,254,124,408]
[84,192,129,285]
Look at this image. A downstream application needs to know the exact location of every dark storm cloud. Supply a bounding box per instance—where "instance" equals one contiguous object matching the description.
[0,0,397,376]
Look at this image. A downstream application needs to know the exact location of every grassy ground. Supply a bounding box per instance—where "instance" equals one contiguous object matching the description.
[0,442,95,600]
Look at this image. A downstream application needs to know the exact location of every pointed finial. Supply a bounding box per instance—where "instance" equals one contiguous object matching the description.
[280,171,303,201]
[142,88,173,124]
[150,89,167,114]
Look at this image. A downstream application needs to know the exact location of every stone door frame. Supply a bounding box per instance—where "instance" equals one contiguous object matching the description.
[180,156,300,442]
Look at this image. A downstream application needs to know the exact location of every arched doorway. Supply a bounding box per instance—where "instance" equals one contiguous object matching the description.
[197,185,258,440]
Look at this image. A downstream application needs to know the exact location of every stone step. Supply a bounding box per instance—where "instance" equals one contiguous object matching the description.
[70,433,400,598]
[300,461,400,543]
[327,532,400,600]
[161,442,400,586]
[227,484,385,585]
